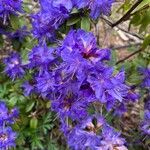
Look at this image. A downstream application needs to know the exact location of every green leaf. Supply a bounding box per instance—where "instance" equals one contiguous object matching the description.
[133,0,150,13]
[10,15,20,30]
[130,13,142,26]
[142,34,150,49]
[139,10,150,33]
[81,17,90,31]
[66,16,80,26]
[128,72,141,84]
[8,96,17,107]
[30,118,38,129]
[26,101,35,112]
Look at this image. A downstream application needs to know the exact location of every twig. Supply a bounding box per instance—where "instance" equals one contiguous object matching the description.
[111,43,141,50]
[101,17,144,40]
[116,48,143,64]
[112,0,144,27]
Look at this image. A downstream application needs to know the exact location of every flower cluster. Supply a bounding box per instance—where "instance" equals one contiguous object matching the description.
[32,0,115,41]
[0,100,19,149]
[0,0,23,23]
[19,29,138,119]
[66,116,128,150]
[4,29,139,149]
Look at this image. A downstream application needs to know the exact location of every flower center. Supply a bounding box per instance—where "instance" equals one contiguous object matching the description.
[0,133,8,142]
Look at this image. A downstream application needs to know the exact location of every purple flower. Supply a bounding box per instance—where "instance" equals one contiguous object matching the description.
[52,92,88,120]
[0,127,17,149]
[60,29,111,82]
[31,11,56,41]
[28,44,55,69]
[32,0,71,41]
[74,0,114,19]
[89,0,115,19]
[61,50,92,82]
[0,0,23,23]
[35,71,56,98]
[97,125,128,150]
[67,116,105,149]
[40,0,73,12]
[3,52,25,79]
[22,81,34,96]
[66,116,127,150]
[87,67,129,105]
[0,101,8,125]
[61,29,111,63]
[0,101,19,125]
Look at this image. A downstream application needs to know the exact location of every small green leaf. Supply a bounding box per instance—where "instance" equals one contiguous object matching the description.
[26,101,35,112]
[66,17,80,26]
[8,96,17,107]
[10,15,20,30]
[81,17,90,31]
[142,34,150,49]
[130,13,142,26]
[133,0,150,13]
[30,118,38,129]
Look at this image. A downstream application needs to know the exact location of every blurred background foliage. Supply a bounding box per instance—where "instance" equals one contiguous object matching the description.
[0,0,150,149]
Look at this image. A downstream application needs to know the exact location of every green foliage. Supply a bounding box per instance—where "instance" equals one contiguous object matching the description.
[0,0,150,149]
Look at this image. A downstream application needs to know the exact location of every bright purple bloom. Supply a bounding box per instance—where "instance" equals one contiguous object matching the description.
[0,101,8,125]
[61,29,111,63]
[22,82,34,96]
[40,0,73,12]
[0,0,23,23]
[28,44,55,69]
[66,116,127,150]
[67,116,105,149]
[52,92,88,120]
[0,101,19,125]
[3,52,25,79]
[0,127,17,149]
[87,67,129,106]
[74,0,114,19]
[31,11,56,41]
[61,50,92,82]
[96,125,128,150]
[32,0,72,41]
[35,71,56,98]
[60,29,111,82]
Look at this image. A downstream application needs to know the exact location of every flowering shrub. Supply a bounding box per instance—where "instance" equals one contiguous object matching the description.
[0,0,150,149]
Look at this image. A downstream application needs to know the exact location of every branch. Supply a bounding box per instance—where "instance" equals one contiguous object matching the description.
[112,0,144,27]
[101,17,144,40]
[116,48,143,65]
[111,42,141,50]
